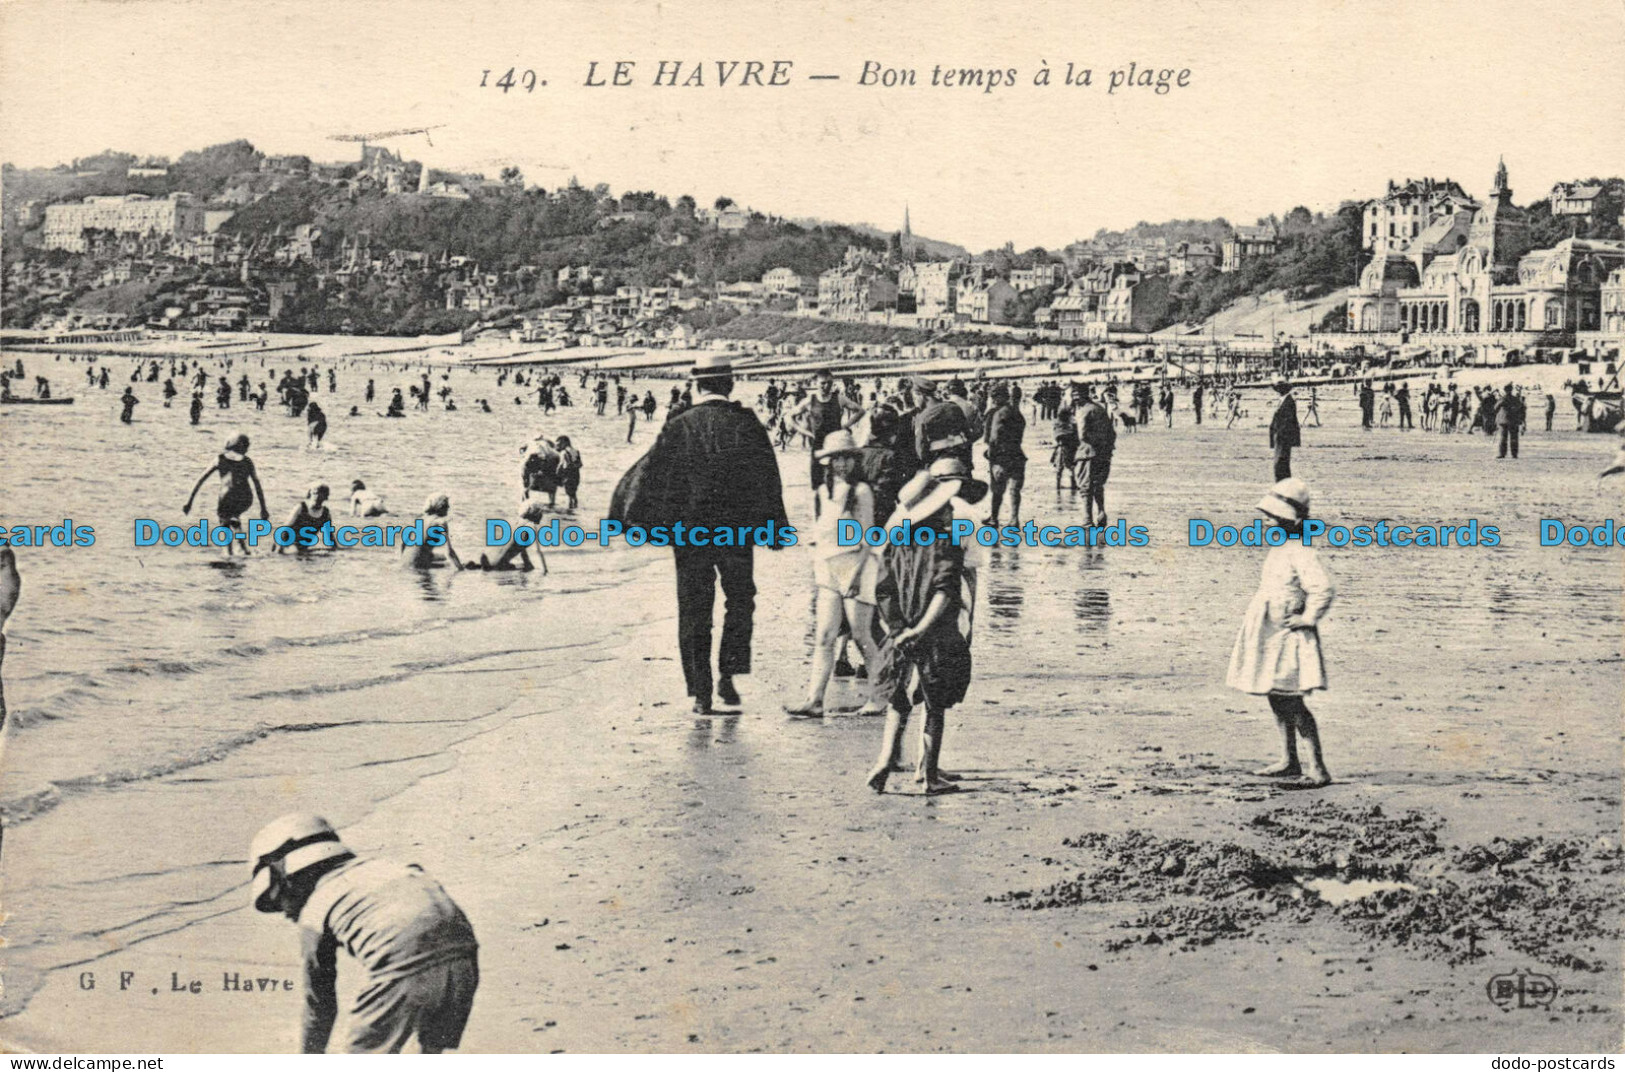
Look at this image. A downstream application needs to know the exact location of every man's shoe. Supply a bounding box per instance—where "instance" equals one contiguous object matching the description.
[692,698,713,715]
[716,676,741,707]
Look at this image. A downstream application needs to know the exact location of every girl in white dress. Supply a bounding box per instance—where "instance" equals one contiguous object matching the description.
[1226,477,1336,787]
[786,430,886,718]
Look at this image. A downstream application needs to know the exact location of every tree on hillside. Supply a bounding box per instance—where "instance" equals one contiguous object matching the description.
[714,196,735,211]
[171,140,263,195]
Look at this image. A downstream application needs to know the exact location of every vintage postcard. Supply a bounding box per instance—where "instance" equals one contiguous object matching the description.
[1,0,1622,1056]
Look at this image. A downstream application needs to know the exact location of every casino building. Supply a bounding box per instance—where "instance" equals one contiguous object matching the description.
[1349,162,1625,353]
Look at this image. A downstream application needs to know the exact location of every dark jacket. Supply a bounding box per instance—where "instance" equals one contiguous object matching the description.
[875,506,972,710]
[1078,401,1116,456]
[856,445,907,525]
[1269,394,1301,449]
[610,398,788,534]
[983,403,1026,463]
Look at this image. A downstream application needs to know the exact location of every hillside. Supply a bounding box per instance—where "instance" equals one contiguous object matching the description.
[1150,203,1364,331]
[3,142,892,289]
[6,141,1620,341]
[1154,288,1353,340]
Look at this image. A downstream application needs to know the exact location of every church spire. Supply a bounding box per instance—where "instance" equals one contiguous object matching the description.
[902,204,915,261]
[1492,156,1510,199]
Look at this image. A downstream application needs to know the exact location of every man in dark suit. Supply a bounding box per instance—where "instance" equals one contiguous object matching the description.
[1269,377,1300,481]
[1496,383,1525,459]
[612,353,788,714]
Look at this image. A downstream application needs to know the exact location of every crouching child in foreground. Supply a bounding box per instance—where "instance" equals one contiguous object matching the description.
[866,457,983,795]
[250,814,479,1053]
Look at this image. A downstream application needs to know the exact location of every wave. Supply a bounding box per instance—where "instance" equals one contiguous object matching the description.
[0,717,376,825]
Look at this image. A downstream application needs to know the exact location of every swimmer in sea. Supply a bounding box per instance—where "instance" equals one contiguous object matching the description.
[350,481,387,517]
[554,435,582,510]
[476,502,550,573]
[403,494,463,570]
[182,433,270,555]
[306,401,328,448]
[278,485,334,554]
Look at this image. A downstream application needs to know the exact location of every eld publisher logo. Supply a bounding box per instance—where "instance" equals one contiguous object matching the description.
[1486,969,1556,1010]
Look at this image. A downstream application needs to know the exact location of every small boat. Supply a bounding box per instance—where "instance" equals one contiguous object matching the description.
[0,396,75,405]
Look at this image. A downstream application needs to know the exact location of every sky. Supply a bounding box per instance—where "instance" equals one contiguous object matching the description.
[2,0,1623,251]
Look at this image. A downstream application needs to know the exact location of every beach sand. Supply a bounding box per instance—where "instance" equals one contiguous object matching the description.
[1,381,1620,1052]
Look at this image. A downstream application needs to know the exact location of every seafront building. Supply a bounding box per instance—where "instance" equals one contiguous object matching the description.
[1348,163,1625,353]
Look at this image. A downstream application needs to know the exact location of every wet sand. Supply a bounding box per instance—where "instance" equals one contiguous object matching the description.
[2,387,1620,1052]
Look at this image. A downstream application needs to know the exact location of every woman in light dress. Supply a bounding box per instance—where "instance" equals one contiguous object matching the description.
[1226,477,1336,787]
[786,429,886,718]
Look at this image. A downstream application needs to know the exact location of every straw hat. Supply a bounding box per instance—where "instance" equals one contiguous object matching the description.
[894,456,989,522]
[691,352,733,378]
[815,428,864,461]
[1256,477,1312,523]
[909,375,938,394]
[249,813,353,913]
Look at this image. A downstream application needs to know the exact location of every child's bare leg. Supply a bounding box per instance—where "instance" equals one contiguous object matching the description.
[846,600,886,713]
[790,588,842,713]
[867,706,907,792]
[917,702,953,793]
[1290,697,1332,786]
[1256,692,1302,776]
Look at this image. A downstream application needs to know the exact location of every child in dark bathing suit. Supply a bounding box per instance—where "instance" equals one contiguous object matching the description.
[278,485,333,554]
[183,434,270,555]
[554,436,582,510]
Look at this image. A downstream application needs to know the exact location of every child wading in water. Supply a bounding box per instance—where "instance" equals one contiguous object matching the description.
[182,433,270,555]
[866,457,984,794]
[1226,477,1336,787]
[785,430,886,718]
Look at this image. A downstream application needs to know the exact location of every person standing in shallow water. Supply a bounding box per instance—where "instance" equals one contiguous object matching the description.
[183,434,270,554]
[1226,477,1335,788]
